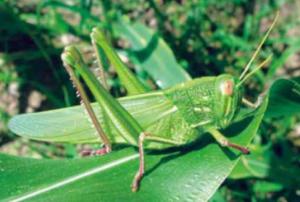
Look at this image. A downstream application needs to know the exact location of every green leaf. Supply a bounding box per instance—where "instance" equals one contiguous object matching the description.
[265,77,300,118]
[2,98,267,201]
[267,40,300,79]
[113,17,191,88]
[253,181,284,193]
[229,145,300,188]
[229,78,300,189]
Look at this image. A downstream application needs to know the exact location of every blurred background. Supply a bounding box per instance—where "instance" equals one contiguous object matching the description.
[0,0,300,201]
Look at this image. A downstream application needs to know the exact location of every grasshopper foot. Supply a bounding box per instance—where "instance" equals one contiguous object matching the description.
[131,169,143,192]
[81,145,111,156]
[242,92,266,109]
[131,132,146,192]
[227,142,250,155]
[254,94,265,108]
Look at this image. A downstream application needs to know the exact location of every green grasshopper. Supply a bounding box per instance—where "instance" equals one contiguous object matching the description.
[9,13,278,192]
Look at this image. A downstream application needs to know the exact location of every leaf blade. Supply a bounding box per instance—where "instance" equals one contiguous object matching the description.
[113,18,191,88]
[265,78,300,118]
[2,97,268,201]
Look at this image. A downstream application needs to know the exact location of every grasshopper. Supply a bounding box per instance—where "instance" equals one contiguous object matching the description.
[9,13,278,192]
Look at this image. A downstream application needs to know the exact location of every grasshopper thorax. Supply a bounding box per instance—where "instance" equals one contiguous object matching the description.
[214,74,243,128]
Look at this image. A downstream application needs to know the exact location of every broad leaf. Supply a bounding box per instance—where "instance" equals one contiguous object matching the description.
[265,77,300,118]
[1,98,267,201]
[113,17,191,88]
[229,145,300,188]
[230,78,300,189]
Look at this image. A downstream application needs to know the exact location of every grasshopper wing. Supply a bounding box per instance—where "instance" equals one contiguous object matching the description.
[8,91,176,144]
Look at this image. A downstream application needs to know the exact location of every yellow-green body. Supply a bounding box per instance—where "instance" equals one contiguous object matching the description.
[9,74,242,150]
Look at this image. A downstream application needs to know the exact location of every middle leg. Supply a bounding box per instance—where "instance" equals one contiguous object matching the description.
[131,132,182,192]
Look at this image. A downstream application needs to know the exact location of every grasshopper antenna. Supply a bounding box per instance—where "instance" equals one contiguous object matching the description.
[237,55,272,87]
[239,11,279,80]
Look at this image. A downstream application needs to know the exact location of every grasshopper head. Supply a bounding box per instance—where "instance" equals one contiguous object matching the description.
[214,74,243,128]
[213,12,278,128]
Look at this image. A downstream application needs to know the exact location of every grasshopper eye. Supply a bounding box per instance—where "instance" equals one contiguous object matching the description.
[220,80,233,96]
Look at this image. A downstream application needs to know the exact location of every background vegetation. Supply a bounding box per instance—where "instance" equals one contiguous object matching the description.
[1,0,300,201]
